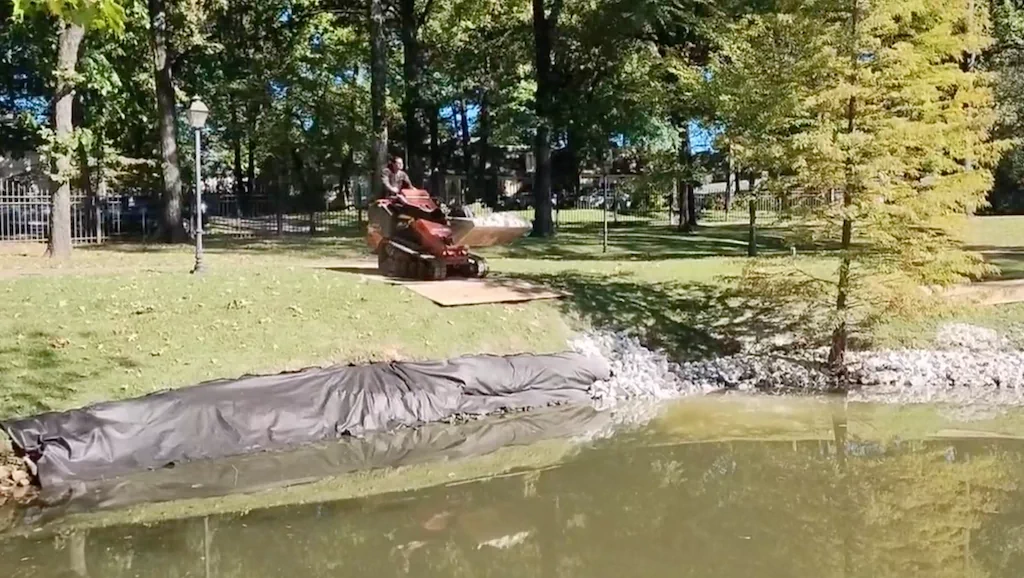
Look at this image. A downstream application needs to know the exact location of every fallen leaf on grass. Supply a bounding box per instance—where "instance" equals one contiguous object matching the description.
[49,337,71,350]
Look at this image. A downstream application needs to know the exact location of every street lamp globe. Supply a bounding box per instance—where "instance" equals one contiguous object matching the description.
[187,98,210,129]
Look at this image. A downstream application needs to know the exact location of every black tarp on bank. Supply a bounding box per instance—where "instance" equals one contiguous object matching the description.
[19,404,612,525]
[1,352,610,489]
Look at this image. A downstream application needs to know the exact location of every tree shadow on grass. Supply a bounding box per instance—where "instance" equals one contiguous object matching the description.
[79,229,369,262]
[506,270,822,361]
[0,330,138,418]
[81,223,792,265]
[968,245,1024,281]
[491,224,791,262]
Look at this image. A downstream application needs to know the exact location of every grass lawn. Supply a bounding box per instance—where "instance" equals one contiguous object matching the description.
[0,264,575,418]
[1,216,1024,420]
[965,215,1024,280]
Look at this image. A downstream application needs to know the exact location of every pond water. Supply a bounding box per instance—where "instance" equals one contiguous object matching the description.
[4,396,1024,577]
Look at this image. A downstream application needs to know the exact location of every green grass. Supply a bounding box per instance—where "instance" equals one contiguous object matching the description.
[966,216,1024,280]
[0,223,794,418]
[0,264,573,417]
[2,217,1023,419]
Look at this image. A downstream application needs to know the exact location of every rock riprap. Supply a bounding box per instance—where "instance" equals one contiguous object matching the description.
[573,323,1024,407]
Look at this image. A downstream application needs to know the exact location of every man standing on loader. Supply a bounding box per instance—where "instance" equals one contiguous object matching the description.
[381,155,414,197]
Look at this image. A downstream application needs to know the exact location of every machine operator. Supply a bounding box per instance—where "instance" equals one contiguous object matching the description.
[381,155,414,197]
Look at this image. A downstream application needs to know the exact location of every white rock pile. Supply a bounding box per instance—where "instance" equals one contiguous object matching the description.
[471,212,532,229]
[571,332,706,406]
[572,323,1024,408]
[847,349,1024,406]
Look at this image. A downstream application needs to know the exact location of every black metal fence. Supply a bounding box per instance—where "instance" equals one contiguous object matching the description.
[0,179,122,244]
[1,175,826,246]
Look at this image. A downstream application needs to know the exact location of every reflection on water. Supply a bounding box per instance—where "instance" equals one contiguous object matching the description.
[4,398,1024,578]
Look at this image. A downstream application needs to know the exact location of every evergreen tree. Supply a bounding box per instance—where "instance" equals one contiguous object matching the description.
[722,0,1006,367]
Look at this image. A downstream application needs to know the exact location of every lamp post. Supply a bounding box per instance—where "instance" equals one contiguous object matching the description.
[186,98,209,274]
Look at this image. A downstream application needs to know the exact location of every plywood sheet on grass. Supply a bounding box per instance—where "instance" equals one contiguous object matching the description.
[404,278,567,307]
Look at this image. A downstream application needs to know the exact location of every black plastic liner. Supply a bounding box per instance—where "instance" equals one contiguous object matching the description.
[21,404,612,525]
[1,352,610,490]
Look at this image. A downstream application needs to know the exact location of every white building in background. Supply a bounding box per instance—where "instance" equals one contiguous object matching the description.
[0,151,43,179]
[0,152,48,194]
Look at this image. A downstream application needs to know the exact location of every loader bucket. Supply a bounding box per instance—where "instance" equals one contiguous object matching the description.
[450,217,532,248]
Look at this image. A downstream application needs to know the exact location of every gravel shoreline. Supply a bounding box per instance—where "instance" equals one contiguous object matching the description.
[573,323,1024,408]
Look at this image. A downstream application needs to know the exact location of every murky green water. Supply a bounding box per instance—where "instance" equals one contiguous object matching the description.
[5,397,1024,577]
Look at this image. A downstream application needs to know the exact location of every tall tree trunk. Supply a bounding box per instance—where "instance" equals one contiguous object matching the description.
[828,0,859,371]
[489,138,500,206]
[459,97,472,202]
[291,148,316,234]
[532,128,554,236]
[962,0,976,171]
[478,94,495,207]
[724,151,734,220]
[566,126,582,199]
[747,197,757,257]
[246,129,255,214]
[687,182,698,228]
[676,182,687,231]
[340,147,355,207]
[148,0,186,243]
[232,105,243,217]
[369,0,388,200]
[677,123,693,233]
[429,104,443,198]
[48,21,85,259]
[530,0,560,238]
[399,0,424,185]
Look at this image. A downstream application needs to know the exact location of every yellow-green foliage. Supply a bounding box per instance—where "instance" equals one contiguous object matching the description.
[712,0,1007,343]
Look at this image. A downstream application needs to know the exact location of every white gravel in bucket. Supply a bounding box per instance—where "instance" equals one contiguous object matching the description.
[471,212,532,228]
